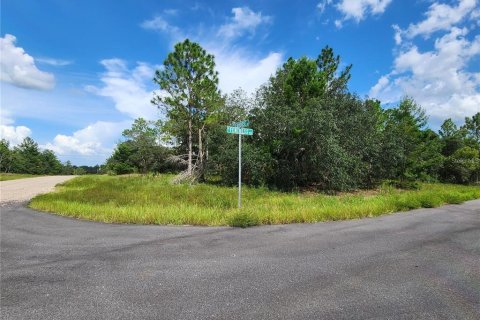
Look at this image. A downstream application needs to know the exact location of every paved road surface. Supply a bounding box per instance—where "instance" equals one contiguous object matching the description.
[1,197,479,319]
[0,176,75,205]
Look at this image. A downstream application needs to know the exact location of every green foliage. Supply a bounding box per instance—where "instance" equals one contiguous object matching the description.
[381,97,429,180]
[442,146,480,184]
[0,139,13,173]
[439,118,465,156]
[8,137,63,175]
[437,113,480,184]
[0,137,102,176]
[213,48,384,191]
[462,112,480,145]
[152,39,222,175]
[62,161,74,175]
[104,44,479,190]
[228,211,260,228]
[105,118,173,175]
[41,150,63,174]
[11,137,43,174]
[73,167,87,175]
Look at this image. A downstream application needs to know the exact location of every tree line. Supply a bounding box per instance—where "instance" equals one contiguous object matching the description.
[0,137,99,175]
[105,39,480,191]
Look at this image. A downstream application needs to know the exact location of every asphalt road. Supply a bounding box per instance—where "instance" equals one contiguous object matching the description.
[1,201,479,319]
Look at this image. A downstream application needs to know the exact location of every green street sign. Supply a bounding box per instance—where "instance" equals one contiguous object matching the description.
[231,120,250,128]
[227,123,253,208]
[226,126,254,135]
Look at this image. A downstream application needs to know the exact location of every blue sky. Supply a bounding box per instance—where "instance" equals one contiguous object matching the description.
[1,0,479,165]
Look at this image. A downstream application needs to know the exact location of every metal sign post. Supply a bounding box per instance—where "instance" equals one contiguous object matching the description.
[226,120,253,208]
[238,133,241,208]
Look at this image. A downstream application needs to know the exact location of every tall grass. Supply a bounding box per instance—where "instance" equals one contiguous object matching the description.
[29,175,480,227]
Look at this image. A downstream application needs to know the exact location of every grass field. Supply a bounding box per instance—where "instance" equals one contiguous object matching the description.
[29,175,480,227]
[0,173,39,181]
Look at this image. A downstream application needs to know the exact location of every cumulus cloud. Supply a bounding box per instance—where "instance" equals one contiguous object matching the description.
[0,109,32,146]
[86,59,160,120]
[370,8,480,124]
[212,48,282,93]
[0,125,32,146]
[335,0,392,23]
[141,7,282,94]
[217,7,272,40]
[394,0,477,44]
[0,34,55,90]
[43,120,130,157]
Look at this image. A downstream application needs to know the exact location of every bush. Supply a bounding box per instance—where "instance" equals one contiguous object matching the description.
[228,211,260,228]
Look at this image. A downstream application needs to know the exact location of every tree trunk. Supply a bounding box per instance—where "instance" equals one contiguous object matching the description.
[198,127,205,181]
[198,128,203,167]
[188,118,192,175]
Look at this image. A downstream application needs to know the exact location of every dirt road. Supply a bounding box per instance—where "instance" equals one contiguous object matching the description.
[0,176,76,205]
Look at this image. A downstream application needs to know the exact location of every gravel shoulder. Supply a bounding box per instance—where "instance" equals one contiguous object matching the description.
[0,176,76,205]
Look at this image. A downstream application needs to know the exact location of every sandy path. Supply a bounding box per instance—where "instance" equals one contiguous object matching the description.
[0,176,76,205]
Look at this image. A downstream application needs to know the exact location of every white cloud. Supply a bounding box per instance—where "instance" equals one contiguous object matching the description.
[141,7,281,94]
[370,26,480,122]
[42,120,130,158]
[212,48,282,93]
[317,0,332,14]
[0,110,32,146]
[86,59,161,120]
[0,125,32,146]
[397,0,477,43]
[140,16,184,42]
[0,34,55,90]
[36,57,73,66]
[335,0,392,23]
[217,7,272,40]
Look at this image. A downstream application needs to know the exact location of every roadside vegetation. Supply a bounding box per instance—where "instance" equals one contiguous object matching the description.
[104,40,480,190]
[6,39,480,227]
[30,175,480,227]
[0,173,39,181]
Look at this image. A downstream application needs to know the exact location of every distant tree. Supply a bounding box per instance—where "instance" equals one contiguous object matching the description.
[461,112,480,145]
[439,118,464,157]
[0,139,12,173]
[40,149,63,174]
[105,141,136,174]
[152,39,222,179]
[381,97,429,181]
[12,137,43,174]
[105,118,172,175]
[122,118,162,173]
[73,167,87,175]
[62,161,74,175]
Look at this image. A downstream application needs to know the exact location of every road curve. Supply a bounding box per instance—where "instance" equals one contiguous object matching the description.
[1,199,479,319]
[0,176,76,205]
